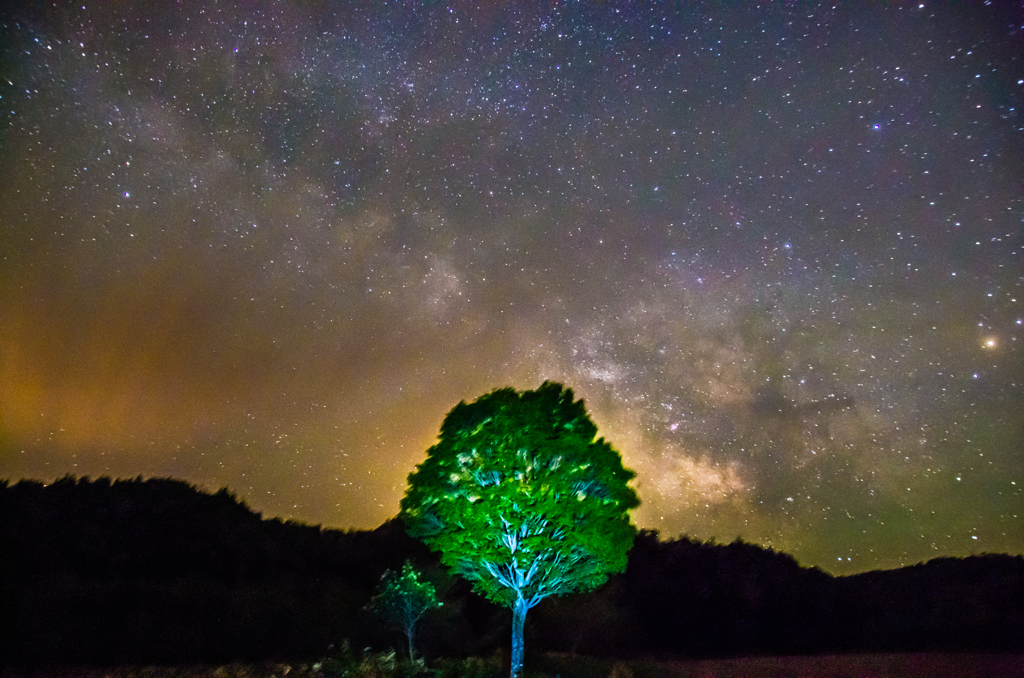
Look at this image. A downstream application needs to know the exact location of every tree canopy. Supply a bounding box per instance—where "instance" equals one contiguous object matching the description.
[366,560,442,665]
[399,381,639,677]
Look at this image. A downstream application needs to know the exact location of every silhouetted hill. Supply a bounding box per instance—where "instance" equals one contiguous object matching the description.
[2,475,431,585]
[834,554,1024,653]
[1,476,485,665]
[2,476,1021,667]
[530,530,1023,659]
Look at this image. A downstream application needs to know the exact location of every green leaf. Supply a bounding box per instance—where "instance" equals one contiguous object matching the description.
[400,382,640,609]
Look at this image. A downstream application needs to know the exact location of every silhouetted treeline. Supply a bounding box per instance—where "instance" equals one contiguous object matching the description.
[2,476,1022,667]
[529,531,1023,659]
[1,476,504,666]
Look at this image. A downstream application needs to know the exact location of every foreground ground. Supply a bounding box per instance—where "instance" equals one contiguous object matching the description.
[657,652,1024,677]
[3,653,1023,678]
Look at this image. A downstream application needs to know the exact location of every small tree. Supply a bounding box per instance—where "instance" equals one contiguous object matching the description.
[366,560,442,667]
[400,382,640,678]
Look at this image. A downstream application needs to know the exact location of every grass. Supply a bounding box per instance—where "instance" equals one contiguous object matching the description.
[2,652,1023,678]
[659,652,1024,678]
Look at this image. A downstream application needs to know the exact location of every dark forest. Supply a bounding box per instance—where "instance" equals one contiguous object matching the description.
[3,476,1022,667]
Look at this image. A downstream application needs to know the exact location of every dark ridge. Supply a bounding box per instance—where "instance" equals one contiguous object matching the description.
[2,476,1021,667]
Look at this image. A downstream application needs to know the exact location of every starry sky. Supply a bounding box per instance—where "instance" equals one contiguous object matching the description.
[1,3,1021,575]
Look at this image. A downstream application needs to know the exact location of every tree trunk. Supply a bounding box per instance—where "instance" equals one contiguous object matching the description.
[406,625,416,669]
[510,598,528,678]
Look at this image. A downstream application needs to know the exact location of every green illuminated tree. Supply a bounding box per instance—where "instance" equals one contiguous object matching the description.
[366,560,442,666]
[399,382,640,678]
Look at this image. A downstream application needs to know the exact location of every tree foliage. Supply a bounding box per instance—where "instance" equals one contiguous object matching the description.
[399,382,640,676]
[366,560,442,664]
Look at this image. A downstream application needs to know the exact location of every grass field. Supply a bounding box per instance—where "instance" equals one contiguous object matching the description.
[3,653,1022,678]
[655,652,1024,677]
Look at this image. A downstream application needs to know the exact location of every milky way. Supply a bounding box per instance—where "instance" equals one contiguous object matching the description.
[1,3,1021,574]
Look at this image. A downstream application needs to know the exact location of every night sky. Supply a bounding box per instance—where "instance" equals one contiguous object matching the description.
[2,3,1021,575]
